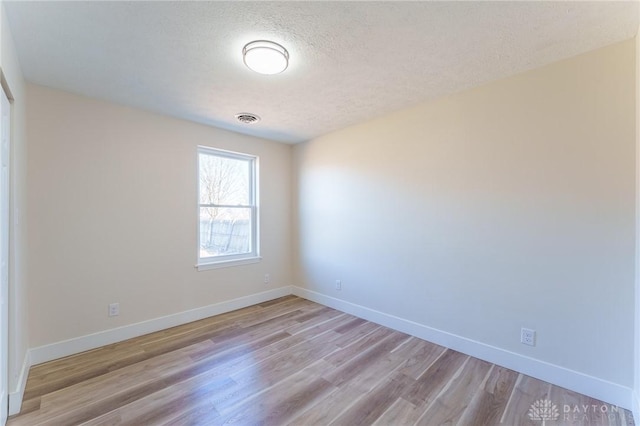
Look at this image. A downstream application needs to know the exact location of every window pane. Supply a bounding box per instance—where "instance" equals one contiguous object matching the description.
[199,207,252,258]
[199,153,250,206]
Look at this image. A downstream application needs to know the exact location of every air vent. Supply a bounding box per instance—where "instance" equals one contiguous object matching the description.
[235,113,261,124]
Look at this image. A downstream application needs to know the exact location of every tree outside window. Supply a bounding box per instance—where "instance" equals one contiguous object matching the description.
[197,147,258,267]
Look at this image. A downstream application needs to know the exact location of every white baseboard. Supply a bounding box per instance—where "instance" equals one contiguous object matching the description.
[30,286,292,366]
[16,285,636,416]
[8,350,31,415]
[292,286,634,411]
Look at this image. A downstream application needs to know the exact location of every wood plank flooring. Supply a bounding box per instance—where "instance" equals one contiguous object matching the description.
[7,296,635,425]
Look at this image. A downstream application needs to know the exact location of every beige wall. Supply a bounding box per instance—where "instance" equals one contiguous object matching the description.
[294,40,636,387]
[1,2,29,395]
[26,84,292,347]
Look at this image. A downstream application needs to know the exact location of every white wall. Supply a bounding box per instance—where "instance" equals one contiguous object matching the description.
[26,84,292,348]
[294,39,635,395]
[0,0,29,406]
[0,2,29,413]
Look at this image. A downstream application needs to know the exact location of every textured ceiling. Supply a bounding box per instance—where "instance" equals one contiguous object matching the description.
[4,1,639,144]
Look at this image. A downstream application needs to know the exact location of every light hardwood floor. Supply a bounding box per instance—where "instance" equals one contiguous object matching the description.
[7,296,635,425]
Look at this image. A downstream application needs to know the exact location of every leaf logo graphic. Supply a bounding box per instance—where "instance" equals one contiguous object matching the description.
[528,399,559,425]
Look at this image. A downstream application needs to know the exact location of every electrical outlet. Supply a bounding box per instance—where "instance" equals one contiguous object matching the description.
[521,328,535,346]
[108,303,120,317]
[335,280,342,291]
[264,273,270,284]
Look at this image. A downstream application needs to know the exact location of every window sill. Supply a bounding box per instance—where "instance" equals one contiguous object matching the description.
[196,256,262,271]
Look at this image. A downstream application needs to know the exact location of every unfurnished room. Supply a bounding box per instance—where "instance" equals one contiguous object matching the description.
[0,1,639,425]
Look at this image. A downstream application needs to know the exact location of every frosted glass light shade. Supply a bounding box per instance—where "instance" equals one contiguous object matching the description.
[243,40,289,75]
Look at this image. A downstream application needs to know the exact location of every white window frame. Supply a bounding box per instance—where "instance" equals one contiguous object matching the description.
[196,146,260,271]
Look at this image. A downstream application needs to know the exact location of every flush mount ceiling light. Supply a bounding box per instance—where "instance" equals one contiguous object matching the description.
[242,40,289,75]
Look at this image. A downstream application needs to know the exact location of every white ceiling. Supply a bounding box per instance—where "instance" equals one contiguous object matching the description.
[4,1,639,144]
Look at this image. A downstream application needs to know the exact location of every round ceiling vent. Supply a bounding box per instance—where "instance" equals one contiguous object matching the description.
[235,113,261,124]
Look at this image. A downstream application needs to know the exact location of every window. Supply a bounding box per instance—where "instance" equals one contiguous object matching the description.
[197,146,259,270]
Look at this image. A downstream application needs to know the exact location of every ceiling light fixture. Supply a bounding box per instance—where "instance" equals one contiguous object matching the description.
[242,40,289,75]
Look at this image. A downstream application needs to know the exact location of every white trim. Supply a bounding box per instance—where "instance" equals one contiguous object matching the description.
[196,256,261,271]
[16,285,635,415]
[291,286,634,410]
[635,19,640,426]
[30,286,292,366]
[8,351,30,415]
[197,146,259,268]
